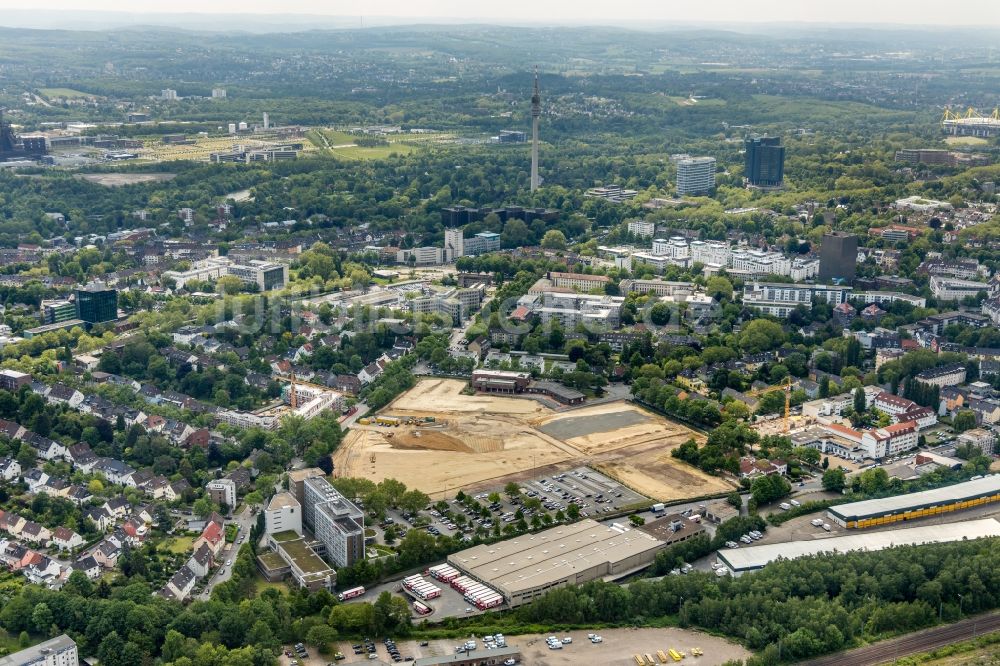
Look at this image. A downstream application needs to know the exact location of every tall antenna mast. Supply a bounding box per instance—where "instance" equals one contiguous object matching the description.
[530,67,541,192]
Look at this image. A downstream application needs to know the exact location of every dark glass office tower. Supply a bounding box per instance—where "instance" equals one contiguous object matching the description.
[744,136,785,187]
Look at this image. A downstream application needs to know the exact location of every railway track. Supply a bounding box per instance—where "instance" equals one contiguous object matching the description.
[800,611,1000,665]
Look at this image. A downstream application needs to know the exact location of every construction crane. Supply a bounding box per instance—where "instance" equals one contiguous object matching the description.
[744,375,794,434]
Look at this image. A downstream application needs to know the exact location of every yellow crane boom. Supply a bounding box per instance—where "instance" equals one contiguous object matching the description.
[744,375,794,434]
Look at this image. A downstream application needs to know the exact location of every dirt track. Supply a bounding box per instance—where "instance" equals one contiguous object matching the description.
[333,379,734,500]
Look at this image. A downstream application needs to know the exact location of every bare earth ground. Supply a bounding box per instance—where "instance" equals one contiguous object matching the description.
[333,379,731,501]
[77,172,176,186]
[279,628,751,666]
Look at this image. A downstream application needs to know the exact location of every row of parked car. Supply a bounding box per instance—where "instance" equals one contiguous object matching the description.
[724,529,764,549]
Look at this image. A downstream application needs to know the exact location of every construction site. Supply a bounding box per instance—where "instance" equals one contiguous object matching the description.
[333,379,733,501]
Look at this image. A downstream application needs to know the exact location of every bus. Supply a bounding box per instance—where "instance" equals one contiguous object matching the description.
[413,601,431,615]
[337,586,365,602]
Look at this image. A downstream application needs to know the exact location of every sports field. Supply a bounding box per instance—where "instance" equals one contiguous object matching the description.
[333,379,733,501]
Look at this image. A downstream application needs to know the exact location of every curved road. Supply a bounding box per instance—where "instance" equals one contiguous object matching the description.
[800,611,1000,665]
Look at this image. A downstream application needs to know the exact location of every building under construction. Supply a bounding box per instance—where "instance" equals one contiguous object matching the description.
[0,109,47,160]
[942,107,1000,138]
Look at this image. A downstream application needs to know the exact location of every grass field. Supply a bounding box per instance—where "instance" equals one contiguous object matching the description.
[253,576,290,596]
[333,379,731,501]
[162,535,195,554]
[307,128,454,160]
[38,87,93,99]
[945,136,990,146]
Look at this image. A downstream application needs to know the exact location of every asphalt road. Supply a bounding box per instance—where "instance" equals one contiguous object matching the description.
[799,611,1000,665]
[195,505,257,600]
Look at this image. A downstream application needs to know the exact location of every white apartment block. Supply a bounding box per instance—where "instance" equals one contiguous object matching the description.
[537,291,624,330]
[689,240,732,268]
[0,634,78,666]
[651,236,692,263]
[675,156,717,196]
[956,428,996,457]
[163,256,288,291]
[930,275,989,301]
[633,238,817,280]
[265,492,303,535]
[854,292,927,308]
[548,272,611,291]
[627,220,656,238]
[397,246,444,265]
[206,478,237,508]
[216,409,278,430]
[861,422,919,459]
[743,282,852,317]
[619,279,697,297]
[444,228,464,260]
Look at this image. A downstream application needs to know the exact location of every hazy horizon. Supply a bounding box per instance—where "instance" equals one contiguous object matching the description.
[0,0,997,29]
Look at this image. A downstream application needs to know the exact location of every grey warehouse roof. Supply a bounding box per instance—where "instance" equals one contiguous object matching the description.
[828,475,1000,522]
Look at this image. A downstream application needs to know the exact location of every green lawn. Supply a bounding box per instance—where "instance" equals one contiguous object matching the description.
[253,576,290,596]
[306,128,418,160]
[38,87,92,99]
[162,536,195,554]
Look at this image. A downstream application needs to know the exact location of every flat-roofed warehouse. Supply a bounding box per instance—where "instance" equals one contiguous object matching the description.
[827,475,1000,528]
[718,518,1000,576]
[447,518,666,607]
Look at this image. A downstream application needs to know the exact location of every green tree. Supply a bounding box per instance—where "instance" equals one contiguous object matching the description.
[540,229,567,250]
[953,410,977,433]
[822,467,846,492]
[306,625,339,654]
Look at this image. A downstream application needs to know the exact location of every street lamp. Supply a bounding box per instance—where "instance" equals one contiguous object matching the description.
[958,594,965,617]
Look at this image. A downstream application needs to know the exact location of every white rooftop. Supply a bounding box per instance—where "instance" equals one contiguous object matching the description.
[719,518,1000,573]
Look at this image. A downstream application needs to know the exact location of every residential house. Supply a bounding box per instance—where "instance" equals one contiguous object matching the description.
[145,476,172,500]
[72,555,101,579]
[94,458,136,486]
[165,565,197,601]
[187,543,214,578]
[93,540,121,568]
[357,356,390,385]
[0,457,21,481]
[51,527,83,551]
[66,485,93,506]
[44,383,84,408]
[193,514,226,557]
[832,302,856,327]
[23,469,50,493]
[84,506,113,531]
[738,457,788,479]
[0,512,26,536]
[19,521,51,545]
[103,497,131,519]
[167,479,192,501]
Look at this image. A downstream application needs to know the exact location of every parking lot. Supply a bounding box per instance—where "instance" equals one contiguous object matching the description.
[475,466,650,521]
[277,627,749,665]
[363,466,649,555]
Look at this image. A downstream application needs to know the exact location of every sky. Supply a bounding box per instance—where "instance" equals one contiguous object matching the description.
[0,0,997,26]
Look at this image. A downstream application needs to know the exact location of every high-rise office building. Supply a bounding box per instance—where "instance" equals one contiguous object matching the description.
[42,299,77,325]
[675,156,717,196]
[75,281,118,324]
[444,227,464,261]
[302,476,365,568]
[819,232,859,283]
[744,136,785,188]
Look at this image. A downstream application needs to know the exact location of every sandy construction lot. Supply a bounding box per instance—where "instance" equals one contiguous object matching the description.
[333,379,733,501]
